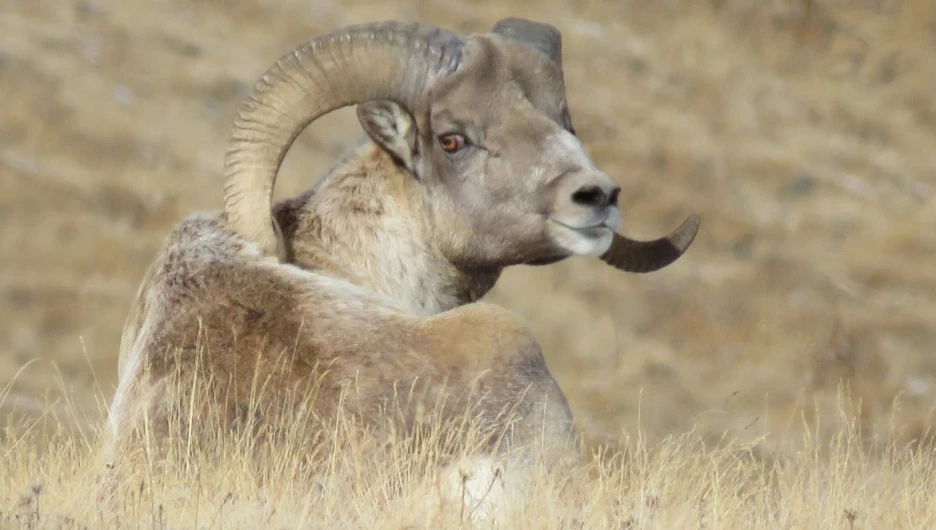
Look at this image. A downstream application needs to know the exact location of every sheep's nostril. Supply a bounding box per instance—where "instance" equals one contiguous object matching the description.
[572,184,620,208]
[571,185,606,207]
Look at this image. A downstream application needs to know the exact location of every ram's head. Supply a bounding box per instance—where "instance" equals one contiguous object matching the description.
[223,18,699,273]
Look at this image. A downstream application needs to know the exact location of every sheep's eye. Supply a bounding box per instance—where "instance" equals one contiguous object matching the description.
[439,133,467,153]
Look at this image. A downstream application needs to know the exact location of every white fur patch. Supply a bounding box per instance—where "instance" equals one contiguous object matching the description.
[108,310,155,436]
[547,130,599,172]
[435,456,528,524]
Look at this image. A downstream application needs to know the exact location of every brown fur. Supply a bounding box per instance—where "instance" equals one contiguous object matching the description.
[103,21,635,517]
[105,145,577,471]
[273,145,503,315]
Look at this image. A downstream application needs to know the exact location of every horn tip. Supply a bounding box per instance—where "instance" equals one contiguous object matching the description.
[670,214,701,252]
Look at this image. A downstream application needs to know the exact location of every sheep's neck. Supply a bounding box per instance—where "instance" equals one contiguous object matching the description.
[274,144,501,316]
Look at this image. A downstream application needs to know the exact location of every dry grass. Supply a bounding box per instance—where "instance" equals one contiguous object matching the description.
[2,0,935,526]
[4,375,936,529]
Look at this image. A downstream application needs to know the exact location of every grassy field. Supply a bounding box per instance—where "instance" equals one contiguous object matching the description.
[2,0,935,526]
[4,388,936,528]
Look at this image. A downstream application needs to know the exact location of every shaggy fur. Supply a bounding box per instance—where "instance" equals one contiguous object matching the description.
[106,144,577,472]
[101,19,696,521]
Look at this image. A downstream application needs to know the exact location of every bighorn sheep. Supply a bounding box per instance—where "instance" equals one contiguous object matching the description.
[103,17,699,515]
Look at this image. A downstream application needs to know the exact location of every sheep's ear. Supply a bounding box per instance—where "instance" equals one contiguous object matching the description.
[357,100,418,174]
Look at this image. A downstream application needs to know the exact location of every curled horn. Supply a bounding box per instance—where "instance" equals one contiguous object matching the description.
[601,215,700,273]
[491,17,562,68]
[223,21,464,258]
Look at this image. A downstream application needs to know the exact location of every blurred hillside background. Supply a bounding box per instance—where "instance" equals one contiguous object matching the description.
[1,0,934,456]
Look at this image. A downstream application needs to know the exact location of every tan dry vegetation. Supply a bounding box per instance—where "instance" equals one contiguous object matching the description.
[1,0,935,527]
[4,379,936,528]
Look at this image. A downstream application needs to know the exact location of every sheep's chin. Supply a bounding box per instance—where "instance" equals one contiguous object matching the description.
[545,220,614,257]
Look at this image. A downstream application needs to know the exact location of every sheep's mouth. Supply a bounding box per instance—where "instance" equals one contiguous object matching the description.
[548,219,614,232]
[546,205,622,234]
[547,220,613,238]
[544,218,616,258]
